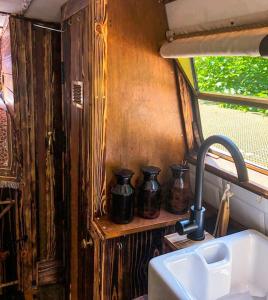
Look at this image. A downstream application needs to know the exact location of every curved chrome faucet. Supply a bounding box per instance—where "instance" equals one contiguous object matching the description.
[176,135,249,241]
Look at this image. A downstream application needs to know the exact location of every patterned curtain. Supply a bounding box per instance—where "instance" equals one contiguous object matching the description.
[0,102,19,188]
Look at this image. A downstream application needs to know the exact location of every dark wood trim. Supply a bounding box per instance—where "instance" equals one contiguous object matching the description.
[160,0,177,4]
[175,60,196,94]
[174,61,201,152]
[188,154,268,199]
[61,0,89,21]
[37,259,64,286]
[175,60,204,144]
[209,148,268,176]
[198,92,268,109]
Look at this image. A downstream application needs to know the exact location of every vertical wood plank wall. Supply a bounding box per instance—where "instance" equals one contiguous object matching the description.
[62,0,187,299]
[62,6,93,300]
[10,17,64,299]
[106,0,185,193]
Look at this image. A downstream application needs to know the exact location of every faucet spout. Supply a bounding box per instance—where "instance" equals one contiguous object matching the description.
[176,135,249,241]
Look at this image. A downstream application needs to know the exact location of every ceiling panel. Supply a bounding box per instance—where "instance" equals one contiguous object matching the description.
[0,0,68,22]
[24,0,67,22]
[0,0,24,14]
[166,0,268,35]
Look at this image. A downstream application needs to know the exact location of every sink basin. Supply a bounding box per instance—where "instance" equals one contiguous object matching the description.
[149,230,268,300]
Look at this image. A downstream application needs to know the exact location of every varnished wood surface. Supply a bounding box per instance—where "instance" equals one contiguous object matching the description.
[10,16,64,298]
[188,155,268,199]
[10,17,38,293]
[89,0,108,217]
[62,5,93,300]
[164,231,214,251]
[175,66,196,153]
[61,0,188,299]
[61,0,89,21]
[94,209,188,240]
[106,0,186,203]
[103,226,176,299]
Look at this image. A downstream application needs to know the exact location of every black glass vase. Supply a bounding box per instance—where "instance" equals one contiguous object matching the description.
[110,169,135,224]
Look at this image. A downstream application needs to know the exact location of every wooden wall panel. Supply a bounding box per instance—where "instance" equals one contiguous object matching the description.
[90,0,108,217]
[106,0,185,197]
[10,17,64,298]
[103,226,176,300]
[10,18,37,294]
[62,6,93,299]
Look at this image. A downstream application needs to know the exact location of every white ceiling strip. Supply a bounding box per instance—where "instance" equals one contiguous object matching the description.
[165,0,268,35]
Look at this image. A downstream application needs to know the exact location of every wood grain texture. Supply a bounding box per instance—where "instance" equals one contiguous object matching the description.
[102,226,176,300]
[10,16,64,297]
[37,259,64,286]
[95,209,188,239]
[174,64,197,153]
[106,0,185,197]
[164,231,214,251]
[61,1,188,299]
[62,6,92,299]
[62,0,89,21]
[10,17,37,292]
[90,0,108,217]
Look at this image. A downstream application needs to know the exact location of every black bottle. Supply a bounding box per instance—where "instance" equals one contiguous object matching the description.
[110,169,135,224]
[138,166,161,219]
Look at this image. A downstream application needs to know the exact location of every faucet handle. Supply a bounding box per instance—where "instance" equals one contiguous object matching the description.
[176,206,206,241]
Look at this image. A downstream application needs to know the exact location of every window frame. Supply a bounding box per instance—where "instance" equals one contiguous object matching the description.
[189,57,268,175]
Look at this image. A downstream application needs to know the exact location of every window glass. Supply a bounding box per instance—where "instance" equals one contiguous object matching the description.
[192,56,268,170]
[199,99,268,169]
[194,56,268,98]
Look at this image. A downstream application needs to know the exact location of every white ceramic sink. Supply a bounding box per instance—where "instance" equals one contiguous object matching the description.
[149,230,268,300]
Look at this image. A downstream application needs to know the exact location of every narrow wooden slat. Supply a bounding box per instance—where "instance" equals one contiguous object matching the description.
[0,203,13,219]
[0,280,18,289]
[198,92,268,109]
[0,200,15,205]
[62,0,89,21]
[90,0,108,217]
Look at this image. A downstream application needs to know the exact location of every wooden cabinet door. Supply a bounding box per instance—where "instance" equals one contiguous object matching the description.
[103,226,175,300]
[62,5,93,300]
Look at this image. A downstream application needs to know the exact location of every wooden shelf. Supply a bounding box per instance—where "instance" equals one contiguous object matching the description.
[94,209,189,240]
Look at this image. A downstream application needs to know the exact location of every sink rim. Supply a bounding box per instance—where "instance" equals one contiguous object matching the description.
[149,229,267,300]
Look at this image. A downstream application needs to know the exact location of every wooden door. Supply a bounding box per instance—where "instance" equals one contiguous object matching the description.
[62,6,94,300]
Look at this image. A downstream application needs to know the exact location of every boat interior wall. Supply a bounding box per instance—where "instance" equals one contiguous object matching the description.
[9,16,64,297]
[106,0,186,194]
[165,0,268,35]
